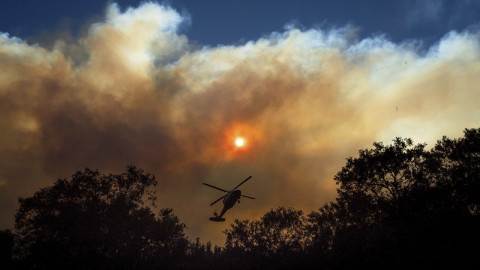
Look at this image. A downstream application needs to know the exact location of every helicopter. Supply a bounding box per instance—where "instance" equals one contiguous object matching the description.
[202,176,255,222]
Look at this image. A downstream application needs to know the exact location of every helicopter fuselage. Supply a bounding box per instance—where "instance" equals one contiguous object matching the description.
[204,176,254,222]
[210,190,242,221]
[223,190,241,210]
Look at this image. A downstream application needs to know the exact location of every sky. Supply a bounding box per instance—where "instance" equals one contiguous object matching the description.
[1,0,480,245]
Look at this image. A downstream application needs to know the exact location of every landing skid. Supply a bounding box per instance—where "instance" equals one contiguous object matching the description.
[209,217,225,222]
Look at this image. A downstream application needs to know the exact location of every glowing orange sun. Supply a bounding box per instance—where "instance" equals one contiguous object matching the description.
[234,137,246,148]
[222,123,261,159]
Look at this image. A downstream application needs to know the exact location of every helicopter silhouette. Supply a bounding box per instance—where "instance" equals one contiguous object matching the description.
[202,176,255,222]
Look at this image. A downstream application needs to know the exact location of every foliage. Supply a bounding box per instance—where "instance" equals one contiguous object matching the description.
[225,207,307,254]
[223,207,309,270]
[2,128,480,269]
[319,128,480,269]
[0,229,15,269]
[223,128,480,269]
[14,166,188,270]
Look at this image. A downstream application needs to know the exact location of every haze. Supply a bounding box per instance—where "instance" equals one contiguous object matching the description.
[1,1,479,244]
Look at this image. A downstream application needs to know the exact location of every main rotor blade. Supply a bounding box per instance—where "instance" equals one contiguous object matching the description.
[233,176,252,190]
[203,183,228,192]
[241,195,255,200]
[210,195,226,206]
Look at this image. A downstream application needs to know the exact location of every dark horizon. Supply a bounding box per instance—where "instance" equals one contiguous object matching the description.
[2,128,480,269]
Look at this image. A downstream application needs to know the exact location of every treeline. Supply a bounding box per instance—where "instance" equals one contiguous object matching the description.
[1,128,480,269]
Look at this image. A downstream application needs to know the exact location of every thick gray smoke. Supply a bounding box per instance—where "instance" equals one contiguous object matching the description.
[1,2,479,244]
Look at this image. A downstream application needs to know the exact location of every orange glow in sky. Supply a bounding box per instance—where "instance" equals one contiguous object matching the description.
[222,123,262,159]
[234,137,246,148]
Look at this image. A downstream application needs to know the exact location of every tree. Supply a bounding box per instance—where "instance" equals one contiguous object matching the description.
[334,137,429,223]
[315,128,480,269]
[430,128,480,214]
[0,229,14,270]
[14,166,188,270]
[225,207,306,255]
[223,207,309,269]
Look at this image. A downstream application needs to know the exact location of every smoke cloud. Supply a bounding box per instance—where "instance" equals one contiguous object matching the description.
[1,2,479,244]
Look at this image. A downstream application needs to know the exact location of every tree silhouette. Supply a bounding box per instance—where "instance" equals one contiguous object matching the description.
[14,166,188,270]
[6,128,480,269]
[222,128,480,269]
[312,128,480,269]
[0,229,14,270]
[224,207,310,269]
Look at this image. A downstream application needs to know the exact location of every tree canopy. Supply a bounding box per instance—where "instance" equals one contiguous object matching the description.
[14,166,188,270]
[1,128,479,269]
[224,128,480,269]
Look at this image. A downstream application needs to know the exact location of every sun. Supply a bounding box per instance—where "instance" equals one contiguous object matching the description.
[234,137,245,148]
[223,123,261,158]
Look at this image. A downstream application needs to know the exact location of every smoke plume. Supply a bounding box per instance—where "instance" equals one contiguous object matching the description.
[1,2,479,244]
